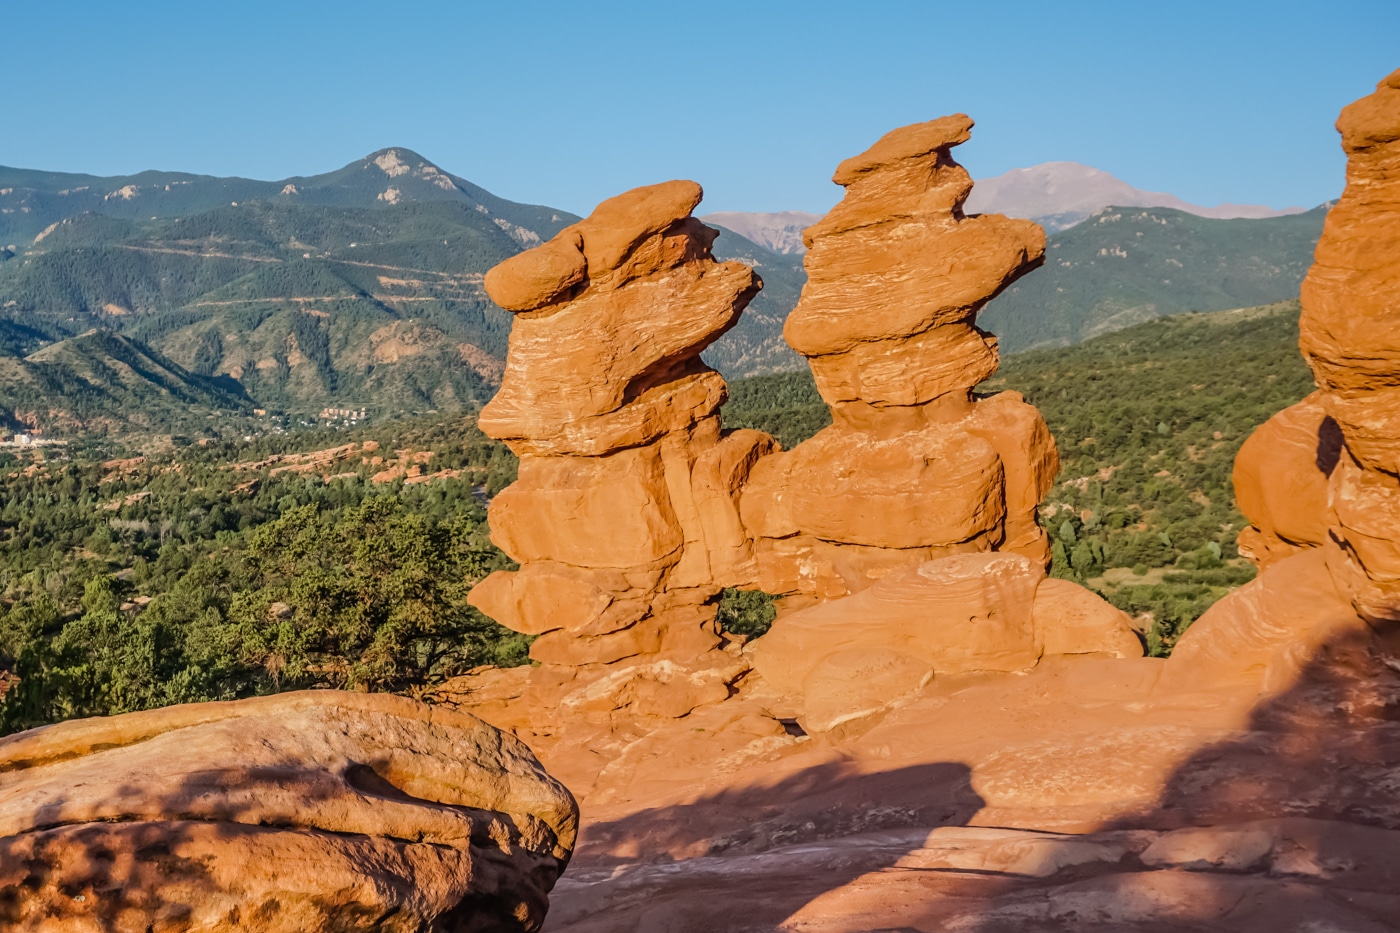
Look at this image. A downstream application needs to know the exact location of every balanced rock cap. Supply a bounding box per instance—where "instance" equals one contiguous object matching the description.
[485,180,704,313]
[832,114,975,185]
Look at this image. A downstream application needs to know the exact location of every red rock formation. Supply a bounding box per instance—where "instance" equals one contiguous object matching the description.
[454,77,1400,932]
[752,552,1140,732]
[0,691,577,932]
[739,116,1059,601]
[1233,391,1341,568]
[463,117,1139,751]
[1298,68,1400,623]
[469,181,765,718]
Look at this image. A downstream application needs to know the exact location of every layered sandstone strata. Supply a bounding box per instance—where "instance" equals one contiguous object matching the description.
[0,691,577,933]
[1298,68,1400,622]
[469,181,766,710]
[739,115,1059,600]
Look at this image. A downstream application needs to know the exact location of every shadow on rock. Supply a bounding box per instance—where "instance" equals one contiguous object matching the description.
[545,760,984,932]
[947,624,1400,933]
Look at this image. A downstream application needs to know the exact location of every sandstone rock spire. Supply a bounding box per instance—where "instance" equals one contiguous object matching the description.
[739,115,1061,601]
[469,181,768,714]
[1298,68,1400,623]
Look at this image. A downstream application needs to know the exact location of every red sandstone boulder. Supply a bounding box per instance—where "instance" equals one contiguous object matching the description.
[1233,392,1339,568]
[751,552,1141,732]
[0,691,577,932]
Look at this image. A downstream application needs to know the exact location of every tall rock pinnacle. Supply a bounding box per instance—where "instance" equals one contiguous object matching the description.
[470,181,766,715]
[1299,68,1400,623]
[740,115,1061,603]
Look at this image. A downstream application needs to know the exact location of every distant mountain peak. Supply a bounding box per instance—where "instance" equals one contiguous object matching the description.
[346,147,462,200]
[700,211,823,255]
[965,162,1310,232]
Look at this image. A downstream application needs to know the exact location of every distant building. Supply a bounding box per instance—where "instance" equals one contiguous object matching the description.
[318,407,368,421]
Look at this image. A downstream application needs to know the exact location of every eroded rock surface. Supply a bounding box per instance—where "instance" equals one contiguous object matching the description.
[1299,68,1400,622]
[742,116,1057,603]
[0,691,577,932]
[469,181,763,723]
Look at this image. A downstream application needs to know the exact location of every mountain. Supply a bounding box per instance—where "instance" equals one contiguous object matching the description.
[703,226,807,377]
[698,211,821,255]
[0,149,1331,428]
[965,162,1311,232]
[0,148,567,246]
[978,204,1327,352]
[0,330,254,438]
[0,149,579,417]
[702,203,1326,372]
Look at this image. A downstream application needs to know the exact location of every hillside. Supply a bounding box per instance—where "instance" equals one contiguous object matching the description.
[704,205,1326,375]
[703,225,806,376]
[0,330,254,438]
[0,150,583,417]
[978,204,1326,352]
[0,152,812,418]
[722,300,1316,652]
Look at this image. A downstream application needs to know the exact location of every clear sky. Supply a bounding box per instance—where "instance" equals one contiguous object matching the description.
[5,1,1397,216]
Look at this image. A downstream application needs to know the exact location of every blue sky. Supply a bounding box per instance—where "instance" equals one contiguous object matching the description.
[5,1,1397,215]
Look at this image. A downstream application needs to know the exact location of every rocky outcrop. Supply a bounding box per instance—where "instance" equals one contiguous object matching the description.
[469,181,762,715]
[752,551,1141,732]
[1297,68,1400,623]
[739,115,1059,601]
[0,691,577,932]
[1233,391,1341,568]
[463,118,1139,744]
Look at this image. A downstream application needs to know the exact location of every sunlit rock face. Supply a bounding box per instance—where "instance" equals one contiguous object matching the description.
[471,180,762,721]
[0,691,577,933]
[743,115,1059,604]
[1297,68,1400,624]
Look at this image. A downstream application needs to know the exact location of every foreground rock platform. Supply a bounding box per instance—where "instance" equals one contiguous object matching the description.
[528,550,1400,931]
[0,691,578,933]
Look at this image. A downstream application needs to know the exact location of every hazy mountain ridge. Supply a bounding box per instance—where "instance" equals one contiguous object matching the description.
[0,148,574,245]
[965,161,1311,232]
[979,204,1327,352]
[703,163,1317,250]
[699,211,821,255]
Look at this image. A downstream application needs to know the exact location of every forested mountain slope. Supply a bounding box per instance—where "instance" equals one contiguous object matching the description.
[0,151,582,416]
[978,205,1326,351]
[0,152,802,420]
[704,204,1327,375]
[0,330,253,438]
